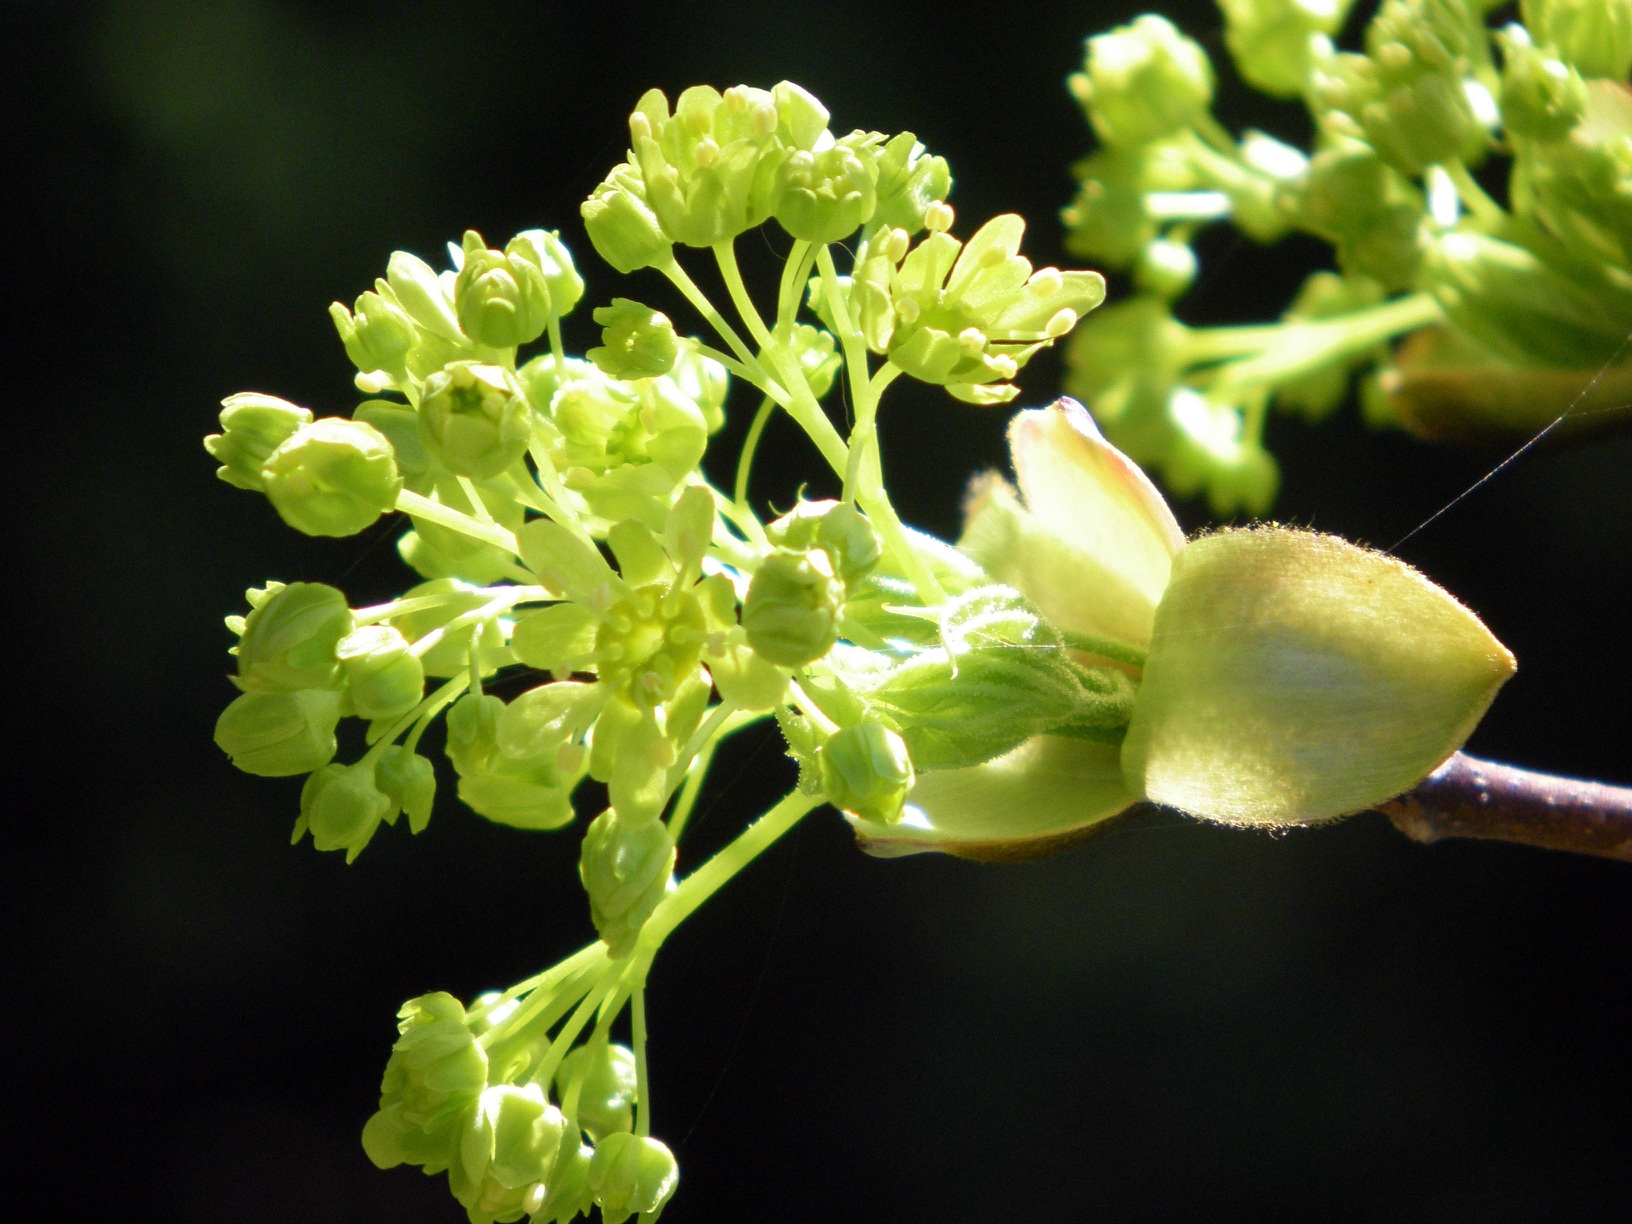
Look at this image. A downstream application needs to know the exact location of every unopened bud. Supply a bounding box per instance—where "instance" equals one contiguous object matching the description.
[261,418,403,538]
[554,1043,638,1140]
[818,721,914,823]
[205,393,312,491]
[214,689,342,777]
[587,1133,679,1224]
[742,548,844,668]
[235,581,351,692]
[376,745,436,834]
[336,623,425,723]
[298,761,393,860]
[579,809,676,959]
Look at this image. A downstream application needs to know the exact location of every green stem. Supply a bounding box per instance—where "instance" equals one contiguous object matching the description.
[810,248,941,603]
[734,394,776,510]
[1207,292,1443,399]
[546,310,567,382]
[712,239,774,351]
[1180,323,1289,367]
[532,968,622,1090]
[684,339,780,397]
[1057,629,1148,668]
[632,985,651,1137]
[494,942,605,1010]
[666,738,716,845]
[1445,160,1507,230]
[716,242,852,480]
[642,791,824,945]
[362,672,468,755]
[776,239,818,329]
[659,256,764,376]
[483,947,609,1050]
[395,489,520,555]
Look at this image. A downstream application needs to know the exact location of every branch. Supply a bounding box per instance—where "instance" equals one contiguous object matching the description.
[1379,752,1632,862]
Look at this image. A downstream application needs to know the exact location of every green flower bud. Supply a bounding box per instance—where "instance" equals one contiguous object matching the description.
[1523,0,1632,80]
[586,1133,679,1224]
[298,761,393,860]
[260,417,403,538]
[386,250,466,344]
[1421,230,1632,366]
[446,692,503,776]
[330,290,416,377]
[453,230,553,349]
[554,1043,637,1141]
[1204,444,1281,518]
[589,299,681,380]
[1071,15,1215,148]
[788,323,843,399]
[214,689,342,777]
[533,1124,594,1224]
[774,130,882,243]
[419,362,531,479]
[1316,8,1486,179]
[496,681,598,763]
[767,499,883,586]
[582,163,675,274]
[1517,82,1632,269]
[1061,147,1157,268]
[458,768,578,831]
[1337,202,1426,293]
[336,624,425,723]
[364,992,489,1173]
[579,809,676,959]
[234,581,351,693]
[204,393,312,491]
[377,745,436,834]
[448,689,587,831]
[862,586,1136,771]
[818,721,914,823]
[1122,527,1515,826]
[742,548,843,668]
[1219,0,1351,99]
[870,131,951,236]
[1132,238,1198,300]
[448,1084,564,1224]
[1296,143,1402,240]
[1500,28,1589,141]
[509,229,585,320]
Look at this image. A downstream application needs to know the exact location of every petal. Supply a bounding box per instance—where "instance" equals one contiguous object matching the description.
[847,736,1137,861]
[1120,528,1516,826]
[945,214,1026,301]
[959,474,1159,648]
[1010,399,1184,616]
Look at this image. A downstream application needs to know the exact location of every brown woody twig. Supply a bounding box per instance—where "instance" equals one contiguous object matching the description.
[1379,752,1632,862]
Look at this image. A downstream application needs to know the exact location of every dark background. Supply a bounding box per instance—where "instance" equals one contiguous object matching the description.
[7,1,1630,1220]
